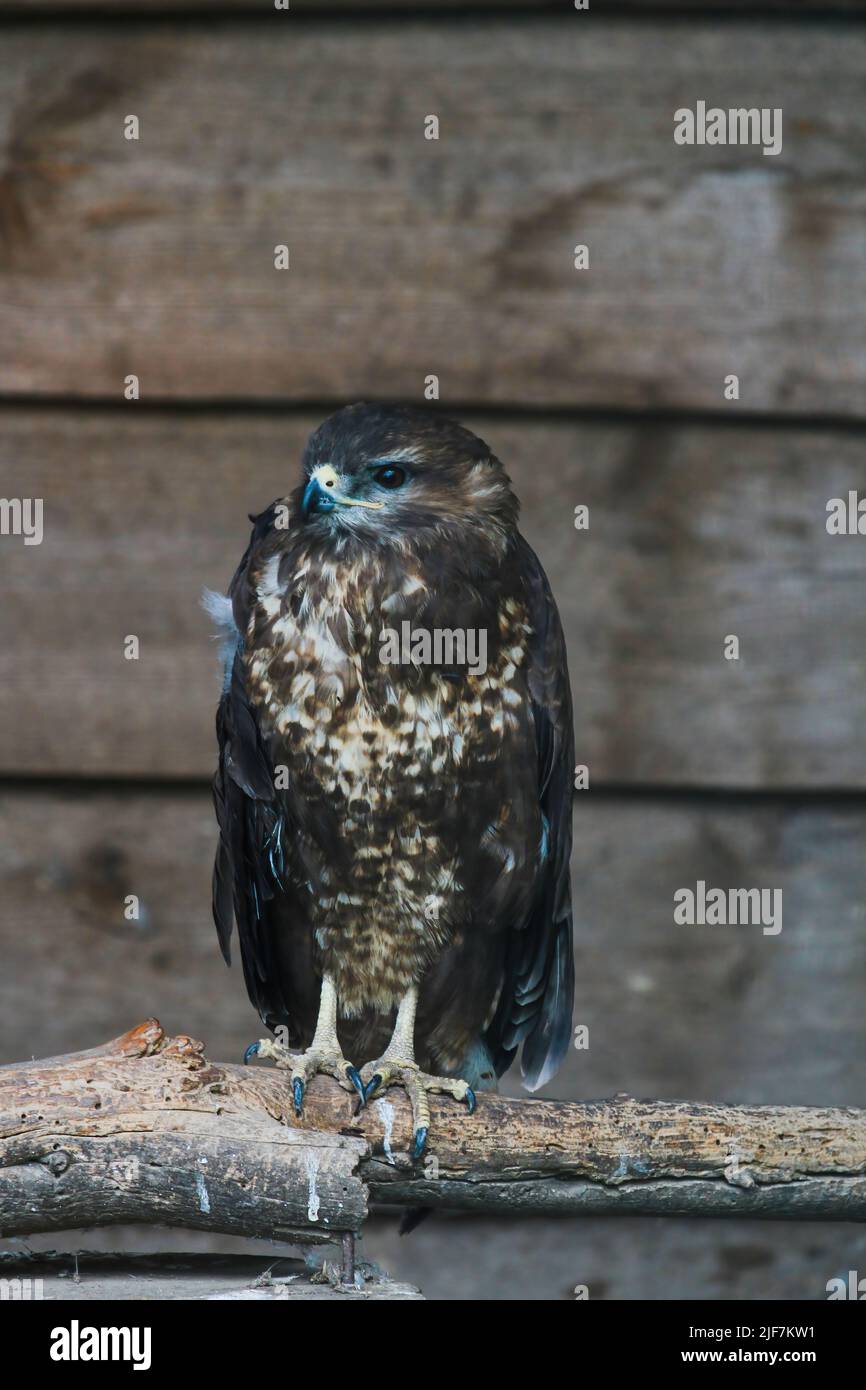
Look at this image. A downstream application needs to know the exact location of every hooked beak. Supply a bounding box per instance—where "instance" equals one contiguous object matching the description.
[301,464,384,520]
[301,476,336,518]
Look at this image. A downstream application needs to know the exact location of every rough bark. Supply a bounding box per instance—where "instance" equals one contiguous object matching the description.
[0,1021,368,1242]
[2,1022,865,1241]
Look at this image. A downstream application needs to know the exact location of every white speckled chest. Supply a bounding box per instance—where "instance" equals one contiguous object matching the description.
[244,551,533,1012]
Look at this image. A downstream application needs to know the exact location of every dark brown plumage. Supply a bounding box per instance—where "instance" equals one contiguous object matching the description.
[210,403,574,1142]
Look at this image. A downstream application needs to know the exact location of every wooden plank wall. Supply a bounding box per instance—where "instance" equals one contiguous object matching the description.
[2,410,865,784]
[0,20,863,411]
[1,1,865,1299]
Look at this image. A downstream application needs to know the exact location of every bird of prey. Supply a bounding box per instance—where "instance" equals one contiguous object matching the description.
[209,403,574,1157]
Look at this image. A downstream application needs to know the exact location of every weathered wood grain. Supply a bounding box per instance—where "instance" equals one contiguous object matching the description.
[0,1020,369,1240]
[364,1207,866,1301]
[1,787,864,1114]
[4,1022,866,1229]
[0,20,862,412]
[360,1090,866,1220]
[0,1251,423,1301]
[1,409,865,784]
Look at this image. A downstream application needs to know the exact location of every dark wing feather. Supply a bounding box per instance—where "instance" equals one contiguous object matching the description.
[485,535,575,1090]
[211,504,296,1032]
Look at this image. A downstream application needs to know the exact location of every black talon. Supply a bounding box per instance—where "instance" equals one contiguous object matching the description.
[346,1066,366,1105]
[465,1086,477,1115]
[412,1126,428,1160]
[363,1072,383,1102]
[293,1077,305,1116]
[243,1042,260,1065]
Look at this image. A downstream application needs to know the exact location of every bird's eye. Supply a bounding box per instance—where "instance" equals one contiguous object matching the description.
[372,465,406,489]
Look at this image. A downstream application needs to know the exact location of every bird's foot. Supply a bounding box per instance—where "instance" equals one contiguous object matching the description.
[244,1038,365,1114]
[360,1057,476,1159]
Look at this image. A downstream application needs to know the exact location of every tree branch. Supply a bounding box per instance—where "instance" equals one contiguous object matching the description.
[2,1021,865,1241]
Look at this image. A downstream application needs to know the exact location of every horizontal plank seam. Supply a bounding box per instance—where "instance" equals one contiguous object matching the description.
[1,395,866,437]
[0,6,863,27]
[1,774,866,805]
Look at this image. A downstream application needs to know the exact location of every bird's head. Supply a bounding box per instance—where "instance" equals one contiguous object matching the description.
[295,404,518,555]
